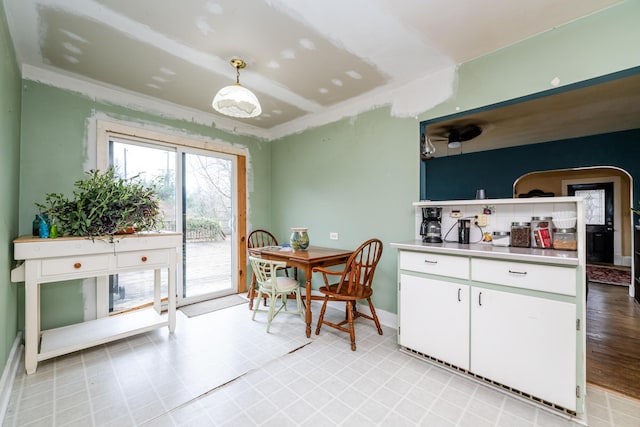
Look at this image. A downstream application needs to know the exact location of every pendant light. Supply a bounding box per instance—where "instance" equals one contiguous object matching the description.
[212,59,262,118]
[420,133,436,160]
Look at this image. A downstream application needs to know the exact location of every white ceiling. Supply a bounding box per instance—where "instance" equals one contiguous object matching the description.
[3,0,623,139]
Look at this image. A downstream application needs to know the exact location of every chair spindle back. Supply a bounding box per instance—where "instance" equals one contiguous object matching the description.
[248,229,278,249]
[339,239,383,294]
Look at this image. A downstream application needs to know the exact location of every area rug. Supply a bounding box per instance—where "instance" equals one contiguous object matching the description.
[586,264,631,286]
[179,294,247,318]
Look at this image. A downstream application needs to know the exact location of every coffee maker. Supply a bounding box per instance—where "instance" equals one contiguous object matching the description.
[420,207,443,243]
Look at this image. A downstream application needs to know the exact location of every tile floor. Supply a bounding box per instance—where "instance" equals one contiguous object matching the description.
[3,300,640,426]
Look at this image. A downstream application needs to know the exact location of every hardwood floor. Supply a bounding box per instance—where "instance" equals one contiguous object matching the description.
[586,281,640,400]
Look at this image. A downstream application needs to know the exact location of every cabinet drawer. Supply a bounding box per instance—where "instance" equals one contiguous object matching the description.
[400,251,469,280]
[41,254,109,277]
[471,258,576,296]
[116,249,168,269]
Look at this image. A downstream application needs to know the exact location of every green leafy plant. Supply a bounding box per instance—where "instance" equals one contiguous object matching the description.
[36,168,161,238]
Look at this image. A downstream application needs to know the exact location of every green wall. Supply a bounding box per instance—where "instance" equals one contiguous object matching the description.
[18,81,271,330]
[271,108,418,313]
[270,0,640,314]
[0,2,21,371]
[423,1,640,123]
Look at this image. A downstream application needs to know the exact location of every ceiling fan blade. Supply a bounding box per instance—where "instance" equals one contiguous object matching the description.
[428,120,485,144]
[457,124,483,141]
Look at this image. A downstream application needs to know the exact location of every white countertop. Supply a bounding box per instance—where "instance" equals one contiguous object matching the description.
[390,240,580,266]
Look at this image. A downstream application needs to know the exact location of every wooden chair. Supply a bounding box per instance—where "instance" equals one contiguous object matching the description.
[249,256,304,332]
[313,238,384,350]
[247,229,296,309]
[248,229,279,250]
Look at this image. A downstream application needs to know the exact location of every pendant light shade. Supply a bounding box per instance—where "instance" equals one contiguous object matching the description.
[420,133,436,160]
[212,59,262,118]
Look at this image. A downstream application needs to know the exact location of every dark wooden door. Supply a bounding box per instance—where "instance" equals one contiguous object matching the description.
[568,182,614,264]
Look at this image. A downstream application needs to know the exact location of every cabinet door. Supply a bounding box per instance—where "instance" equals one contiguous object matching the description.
[470,287,577,410]
[399,274,469,370]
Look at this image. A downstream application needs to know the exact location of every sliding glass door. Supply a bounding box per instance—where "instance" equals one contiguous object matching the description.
[181,150,236,302]
[108,138,237,312]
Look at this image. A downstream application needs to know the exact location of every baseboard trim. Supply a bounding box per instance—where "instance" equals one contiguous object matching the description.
[303,290,397,330]
[0,332,23,422]
[355,303,397,330]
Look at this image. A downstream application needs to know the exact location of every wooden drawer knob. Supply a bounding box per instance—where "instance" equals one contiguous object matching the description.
[73,263,81,269]
[141,256,148,262]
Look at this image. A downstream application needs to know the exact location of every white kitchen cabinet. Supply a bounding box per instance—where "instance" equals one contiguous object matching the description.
[470,287,577,411]
[392,196,586,417]
[399,273,470,370]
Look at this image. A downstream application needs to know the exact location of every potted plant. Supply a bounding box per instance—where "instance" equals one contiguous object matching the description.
[36,168,161,239]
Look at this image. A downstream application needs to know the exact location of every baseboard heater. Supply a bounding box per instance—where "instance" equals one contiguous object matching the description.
[400,346,577,417]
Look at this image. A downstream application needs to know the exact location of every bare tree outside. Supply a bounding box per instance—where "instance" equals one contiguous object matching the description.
[186,155,232,234]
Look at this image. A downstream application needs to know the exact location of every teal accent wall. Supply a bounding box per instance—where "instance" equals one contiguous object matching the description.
[424,129,640,204]
[0,1,21,371]
[18,81,271,330]
[420,67,640,202]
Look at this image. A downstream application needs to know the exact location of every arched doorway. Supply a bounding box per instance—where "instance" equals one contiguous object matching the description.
[514,166,633,270]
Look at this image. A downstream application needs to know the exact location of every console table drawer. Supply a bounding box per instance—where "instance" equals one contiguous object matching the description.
[117,249,169,268]
[472,258,577,296]
[41,254,109,277]
[400,251,469,279]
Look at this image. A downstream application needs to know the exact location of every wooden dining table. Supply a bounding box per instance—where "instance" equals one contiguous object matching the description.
[248,245,353,337]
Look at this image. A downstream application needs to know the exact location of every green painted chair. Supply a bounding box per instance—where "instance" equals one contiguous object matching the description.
[247,229,297,309]
[249,256,304,332]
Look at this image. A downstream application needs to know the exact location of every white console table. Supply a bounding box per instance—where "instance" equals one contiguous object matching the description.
[11,233,181,374]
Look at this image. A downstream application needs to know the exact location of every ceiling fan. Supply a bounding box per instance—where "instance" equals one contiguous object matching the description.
[421,119,492,160]
[428,121,485,149]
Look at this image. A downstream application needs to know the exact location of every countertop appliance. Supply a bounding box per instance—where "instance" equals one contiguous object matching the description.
[421,207,442,243]
[458,218,471,244]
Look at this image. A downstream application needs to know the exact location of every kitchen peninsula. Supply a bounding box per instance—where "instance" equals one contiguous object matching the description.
[391,197,586,418]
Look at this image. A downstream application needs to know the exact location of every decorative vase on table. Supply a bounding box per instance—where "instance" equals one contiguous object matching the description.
[290,228,310,250]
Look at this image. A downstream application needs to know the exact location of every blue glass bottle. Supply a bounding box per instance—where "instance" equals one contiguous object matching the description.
[42,214,51,230]
[39,215,49,238]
